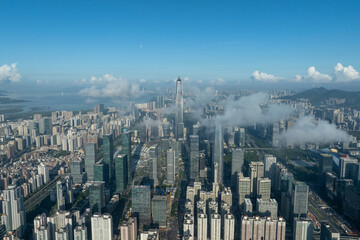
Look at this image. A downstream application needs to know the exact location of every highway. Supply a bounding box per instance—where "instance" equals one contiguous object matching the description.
[24,175,62,212]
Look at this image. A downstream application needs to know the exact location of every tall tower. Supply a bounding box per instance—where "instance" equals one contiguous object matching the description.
[175,76,184,139]
[213,124,224,184]
[190,135,200,181]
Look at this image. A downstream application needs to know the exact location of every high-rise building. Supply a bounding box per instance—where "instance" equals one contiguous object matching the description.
[241,216,286,240]
[213,125,224,184]
[244,198,253,216]
[224,213,235,240]
[340,157,358,179]
[197,213,207,240]
[93,104,104,115]
[320,221,340,240]
[167,149,175,185]
[238,176,251,207]
[231,148,244,184]
[221,187,232,206]
[88,181,105,214]
[103,134,113,182]
[293,218,313,240]
[91,214,112,240]
[249,162,264,197]
[151,196,167,228]
[120,217,137,240]
[257,178,271,201]
[292,182,309,218]
[132,185,151,226]
[71,160,85,184]
[85,143,96,181]
[74,225,88,240]
[190,135,200,181]
[175,76,184,140]
[319,154,333,182]
[210,213,221,240]
[57,177,73,210]
[1,185,26,237]
[149,145,159,186]
[94,162,109,185]
[39,118,52,135]
[115,154,128,193]
[183,217,194,239]
[264,155,276,178]
[121,130,132,183]
[256,198,278,219]
[38,163,50,184]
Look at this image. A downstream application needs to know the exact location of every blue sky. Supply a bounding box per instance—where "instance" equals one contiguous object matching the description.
[1,0,360,85]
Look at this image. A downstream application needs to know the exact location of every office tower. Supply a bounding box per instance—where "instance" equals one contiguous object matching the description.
[183,218,195,239]
[85,142,96,181]
[241,216,286,240]
[93,104,104,114]
[74,226,88,240]
[197,213,207,240]
[89,181,105,214]
[231,148,244,183]
[319,154,333,181]
[151,196,167,228]
[121,130,132,182]
[238,176,251,207]
[224,213,235,240]
[71,160,85,184]
[264,155,276,178]
[38,163,50,184]
[171,139,181,175]
[320,221,340,240]
[91,214,113,240]
[175,76,184,139]
[211,213,221,240]
[189,135,200,180]
[213,124,224,184]
[132,185,151,226]
[249,162,264,197]
[293,218,313,240]
[292,182,309,218]
[94,162,109,185]
[56,180,66,210]
[39,118,52,135]
[257,178,271,201]
[1,185,26,237]
[103,134,113,182]
[115,154,128,193]
[256,199,278,219]
[120,217,137,240]
[167,149,175,184]
[149,145,159,186]
[343,185,360,222]
[340,157,358,179]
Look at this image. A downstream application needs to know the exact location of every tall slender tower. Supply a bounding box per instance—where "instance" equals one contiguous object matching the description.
[175,76,184,139]
[213,124,224,184]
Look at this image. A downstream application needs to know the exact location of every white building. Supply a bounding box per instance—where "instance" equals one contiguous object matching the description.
[91,214,113,240]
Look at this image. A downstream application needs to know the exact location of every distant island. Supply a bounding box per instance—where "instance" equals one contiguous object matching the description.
[0,90,28,104]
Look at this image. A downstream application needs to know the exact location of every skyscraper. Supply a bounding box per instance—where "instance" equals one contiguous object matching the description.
[224,213,235,240]
[293,218,313,240]
[231,148,244,184]
[115,154,128,193]
[257,178,271,201]
[292,181,309,218]
[94,162,109,185]
[103,134,113,182]
[85,142,96,181]
[91,214,113,240]
[121,130,132,183]
[149,145,159,186]
[211,213,221,240]
[151,196,167,228]
[71,160,85,184]
[132,185,151,226]
[249,162,264,197]
[340,157,358,179]
[190,135,200,181]
[238,176,251,207]
[256,198,278,219]
[241,216,286,240]
[213,124,224,184]
[74,226,88,240]
[38,163,50,184]
[320,221,340,240]
[175,76,184,140]
[197,213,207,240]
[264,155,276,178]
[1,185,26,237]
[167,149,175,185]
[88,181,105,214]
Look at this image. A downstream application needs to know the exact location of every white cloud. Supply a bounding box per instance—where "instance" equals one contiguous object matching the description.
[183,76,189,82]
[210,78,226,85]
[79,74,141,99]
[279,116,349,145]
[306,66,332,83]
[139,78,146,83]
[252,70,284,82]
[334,63,360,82]
[0,63,21,82]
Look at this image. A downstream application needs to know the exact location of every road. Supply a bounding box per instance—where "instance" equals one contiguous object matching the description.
[24,175,62,211]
